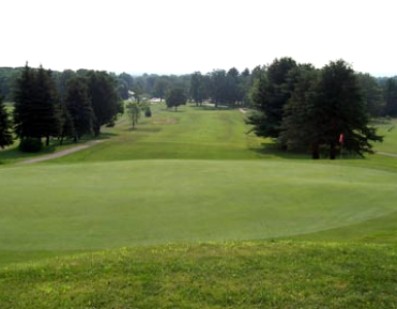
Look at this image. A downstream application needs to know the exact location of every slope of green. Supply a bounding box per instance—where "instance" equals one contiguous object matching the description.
[1,159,397,254]
[1,242,396,308]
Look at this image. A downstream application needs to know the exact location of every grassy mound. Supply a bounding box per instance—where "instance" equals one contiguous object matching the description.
[1,241,396,308]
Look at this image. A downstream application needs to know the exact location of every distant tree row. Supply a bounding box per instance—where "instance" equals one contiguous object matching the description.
[189,68,254,108]
[247,58,383,159]
[3,66,396,116]
[2,64,121,151]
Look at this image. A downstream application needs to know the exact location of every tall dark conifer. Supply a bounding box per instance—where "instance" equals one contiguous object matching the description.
[64,77,94,142]
[247,57,297,139]
[314,60,382,158]
[34,66,61,146]
[87,71,120,136]
[280,65,320,157]
[13,63,35,140]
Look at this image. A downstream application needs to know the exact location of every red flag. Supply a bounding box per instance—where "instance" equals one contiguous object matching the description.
[339,133,344,145]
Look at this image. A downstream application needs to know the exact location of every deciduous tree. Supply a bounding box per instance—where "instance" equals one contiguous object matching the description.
[166,88,187,111]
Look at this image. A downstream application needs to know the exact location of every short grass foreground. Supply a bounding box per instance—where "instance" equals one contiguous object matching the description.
[1,105,397,307]
[1,242,396,308]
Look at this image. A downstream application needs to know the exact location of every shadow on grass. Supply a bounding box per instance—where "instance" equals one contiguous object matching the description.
[191,105,247,112]
[96,132,118,140]
[250,143,366,161]
[124,127,162,133]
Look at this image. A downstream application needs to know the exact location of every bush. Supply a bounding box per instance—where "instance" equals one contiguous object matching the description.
[145,107,152,117]
[19,138,42,153]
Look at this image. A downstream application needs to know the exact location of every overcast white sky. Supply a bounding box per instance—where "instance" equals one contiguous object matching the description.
[1,0,396,76]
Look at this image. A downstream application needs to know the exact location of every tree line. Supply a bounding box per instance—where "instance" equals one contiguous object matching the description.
[1,60,396,155]
[2,65,396,115]
[0,64,121,151]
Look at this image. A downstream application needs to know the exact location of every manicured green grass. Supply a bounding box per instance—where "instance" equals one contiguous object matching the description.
[1,159,397,260]
[1,105,397,307]
[374,118,397,154]
[1,242,396,308]
[49,104,268,163]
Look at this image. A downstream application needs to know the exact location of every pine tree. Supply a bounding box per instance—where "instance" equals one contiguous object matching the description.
[280,65,320,157]
[13,64,61,148]
[34,66,61,146]
[87,71,120,136]
[64,77,94,142]
[315,60,382,158]
[247,57,297,139]
[13,63,35,140]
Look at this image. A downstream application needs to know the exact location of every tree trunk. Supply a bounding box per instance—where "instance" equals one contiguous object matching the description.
[94,125,100,137]
[311,142,320,159]
[330,142,336,160]
[46,135,50,146]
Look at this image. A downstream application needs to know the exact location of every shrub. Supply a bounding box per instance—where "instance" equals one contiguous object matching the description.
[19,138,42,152]
[145,107,152,118]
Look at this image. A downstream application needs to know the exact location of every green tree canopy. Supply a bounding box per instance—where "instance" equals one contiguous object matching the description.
[280,64,320,156]
[87,71,120,136]
[64,76,94,142]
[314,60,382,158]
[166,88,187,111]
[247,57,297,139]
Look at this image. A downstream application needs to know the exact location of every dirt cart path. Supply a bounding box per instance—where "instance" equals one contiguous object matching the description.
[20,140,104,164]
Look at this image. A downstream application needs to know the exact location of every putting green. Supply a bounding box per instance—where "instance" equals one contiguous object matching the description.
[1,159,396,251]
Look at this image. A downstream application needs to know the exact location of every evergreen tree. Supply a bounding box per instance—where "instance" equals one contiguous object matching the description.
[13,63,35,140]
[313,60,382,159]
[87,71,120,136]
[34,66,61,146]
[280,65,320,157]
[64,77,94,142]
[0,95,13,149]
[247,57,297,139]
[13,64,61,147]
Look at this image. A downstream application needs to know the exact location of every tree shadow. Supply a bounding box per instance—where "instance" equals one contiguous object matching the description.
[248,143,309,160]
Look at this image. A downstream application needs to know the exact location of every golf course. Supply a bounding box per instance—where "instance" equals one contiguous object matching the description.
[1,104,397,307]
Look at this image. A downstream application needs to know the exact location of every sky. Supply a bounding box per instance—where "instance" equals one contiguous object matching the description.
[1,0,396,76]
